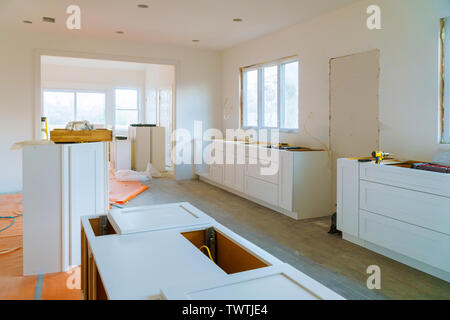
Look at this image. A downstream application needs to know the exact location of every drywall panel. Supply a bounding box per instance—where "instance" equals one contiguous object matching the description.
[330,50,380,205]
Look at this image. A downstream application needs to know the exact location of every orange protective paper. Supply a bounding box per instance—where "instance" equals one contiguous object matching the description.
[0,194,81,300]
[109,171,149,204]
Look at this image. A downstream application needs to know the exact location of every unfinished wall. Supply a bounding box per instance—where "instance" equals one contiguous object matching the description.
[221,0,450,161]
[0,31,222,192]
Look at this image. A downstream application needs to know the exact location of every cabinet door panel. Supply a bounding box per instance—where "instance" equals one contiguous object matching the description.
[245,176,278,206]
[235,157,245,193]
[245,160,279,185]
[278,152,293,211]
[360,210,450,273]
[223,164,235,188]
[336,159,359,237]
[68,142,108,267]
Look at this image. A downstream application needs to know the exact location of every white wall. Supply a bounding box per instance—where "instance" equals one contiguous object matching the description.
[221,0,450,161]
[42,63,146,131]
[0,31,221,192]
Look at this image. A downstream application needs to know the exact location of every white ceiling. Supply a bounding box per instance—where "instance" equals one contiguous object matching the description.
[0,0,359,50]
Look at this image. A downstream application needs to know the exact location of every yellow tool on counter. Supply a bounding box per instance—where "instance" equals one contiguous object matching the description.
[41,117,49,141]
[372,151,391,164]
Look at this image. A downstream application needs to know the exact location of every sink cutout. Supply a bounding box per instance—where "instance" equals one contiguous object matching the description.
[89,216,117,237]
[182,228,269,274]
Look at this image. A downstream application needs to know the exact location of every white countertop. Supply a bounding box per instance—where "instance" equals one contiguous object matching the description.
[81,203,344,300]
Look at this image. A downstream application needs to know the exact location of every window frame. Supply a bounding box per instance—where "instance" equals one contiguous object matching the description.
[240,56,299,133]
[441,17,450,144]
[42,88,107,128]
[114,87,141,133]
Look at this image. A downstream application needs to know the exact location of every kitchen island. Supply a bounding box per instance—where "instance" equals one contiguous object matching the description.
[81,202,344,300]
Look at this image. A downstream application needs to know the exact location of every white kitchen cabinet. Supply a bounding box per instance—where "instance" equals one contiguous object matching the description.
[336,158,360,237]
[128,126,166,173]
[110,139,131,170]
[196,140,332,220]
[23,142,109,275]
[337,158,450,282]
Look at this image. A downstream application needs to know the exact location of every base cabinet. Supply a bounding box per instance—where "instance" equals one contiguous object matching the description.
[337,158,450,282]
[197,140,332,220]
[23,142,109,275]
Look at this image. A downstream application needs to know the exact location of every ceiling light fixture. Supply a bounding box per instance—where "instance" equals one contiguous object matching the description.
[23,20,33,24]
[116,31,124,34]
[42,17,56,23]
[233,18,243,22]
[137,4,149,8]
[192,40,200,43]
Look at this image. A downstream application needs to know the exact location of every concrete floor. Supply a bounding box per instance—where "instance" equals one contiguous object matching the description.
[125,177,450,300]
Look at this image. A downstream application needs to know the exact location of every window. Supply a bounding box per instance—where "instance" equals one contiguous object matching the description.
[442,17,450,144]
[241,58,299,131]
[43,90,106,131]
[115,88,139,132]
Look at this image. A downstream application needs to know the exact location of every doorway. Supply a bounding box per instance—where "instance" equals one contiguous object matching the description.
[38,53,176,178]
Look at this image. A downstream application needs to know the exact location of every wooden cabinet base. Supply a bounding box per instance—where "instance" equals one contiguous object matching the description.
[81,220,114,300]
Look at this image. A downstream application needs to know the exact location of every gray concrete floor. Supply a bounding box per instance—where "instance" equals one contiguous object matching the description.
[124,177,450,300]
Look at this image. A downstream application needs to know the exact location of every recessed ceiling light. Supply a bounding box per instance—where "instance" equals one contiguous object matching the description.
[42,17,55,23]
[137,4,149,8]
[116,31,124,34]
[23,20,33,24]
[192,40,200,43]
[233,18,243,22]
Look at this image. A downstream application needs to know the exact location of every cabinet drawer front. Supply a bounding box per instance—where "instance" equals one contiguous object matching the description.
[210,164,223,183]
[360,163,450,197]
[359,210,450,273]
[245,161,279,185]
[223,164,235,188]
[245,176,278,206]
[360,181,450,235]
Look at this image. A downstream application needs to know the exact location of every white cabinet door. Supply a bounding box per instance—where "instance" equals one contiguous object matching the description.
[278,152,293,211]
[235,157,245,193]
[68,142,108,267]
[245,176,278,206]
[245,160,279,185]
[23,145,63,276]
[223,164,235,189]
[336,159,359,237]
[210,164,224,184]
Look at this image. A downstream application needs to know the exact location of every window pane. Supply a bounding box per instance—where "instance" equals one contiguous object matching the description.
[244,70,258,127]
[282,61,299,129]
[263,66,278,128]
[43,91,75,130]
[116,110,138,132]
[76,92,106,125]
[115,89,138,110]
